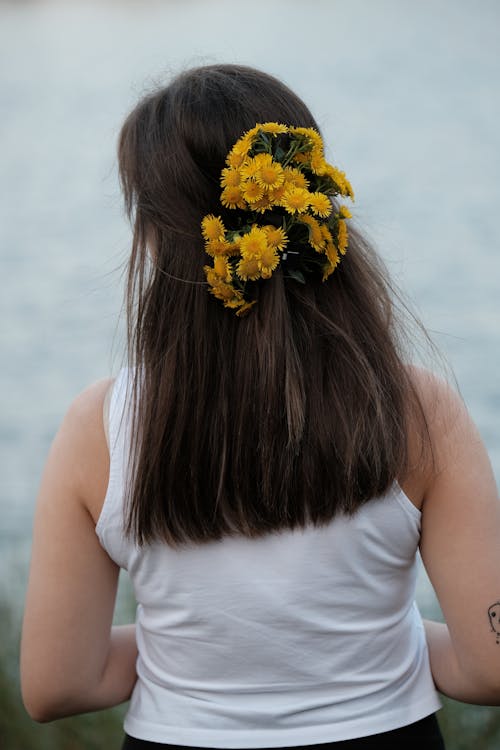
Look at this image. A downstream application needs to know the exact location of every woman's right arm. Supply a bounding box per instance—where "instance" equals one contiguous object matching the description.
[418,372,500,704]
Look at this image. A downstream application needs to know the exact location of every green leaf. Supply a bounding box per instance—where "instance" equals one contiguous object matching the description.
[274,145,286,162]
[287,269,306,284]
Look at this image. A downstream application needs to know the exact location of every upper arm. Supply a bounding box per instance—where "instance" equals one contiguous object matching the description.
[418,372,500,688]
[21,378,117,719]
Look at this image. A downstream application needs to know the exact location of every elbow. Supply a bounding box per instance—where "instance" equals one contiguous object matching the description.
[22,692,59,723]
[23,694,81,724]
[22,689,63,723]
[20,652,93,722]
[456,665,500,706]
[21,680,80,723]
[24,704,59,724]
[473,678,500,707]
[21,665,55,722]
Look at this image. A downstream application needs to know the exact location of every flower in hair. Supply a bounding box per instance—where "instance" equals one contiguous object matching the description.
[201,123,354,316]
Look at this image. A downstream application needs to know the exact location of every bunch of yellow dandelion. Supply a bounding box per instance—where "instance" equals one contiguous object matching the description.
[201,123,354,315]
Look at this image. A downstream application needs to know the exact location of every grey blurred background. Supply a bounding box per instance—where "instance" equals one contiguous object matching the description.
[1,0,499,615]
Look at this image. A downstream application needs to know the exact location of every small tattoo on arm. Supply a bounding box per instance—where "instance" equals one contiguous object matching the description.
[487,602,500,644]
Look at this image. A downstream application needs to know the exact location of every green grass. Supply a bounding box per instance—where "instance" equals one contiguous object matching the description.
[1,599,126,750]
[438,697,500,750]
[4,597,500,750]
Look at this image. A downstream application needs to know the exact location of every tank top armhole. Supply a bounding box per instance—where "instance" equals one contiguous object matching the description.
[102,381,112,451]
[95,369,129,539]
[392,480,422,521]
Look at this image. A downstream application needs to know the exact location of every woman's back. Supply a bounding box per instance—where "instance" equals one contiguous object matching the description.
[96,369,440,745]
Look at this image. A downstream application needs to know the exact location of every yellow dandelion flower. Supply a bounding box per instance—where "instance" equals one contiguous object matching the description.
[201,214,225,242]
[337,219,349,255]
[259,245,280,278]
[231,129,257,159]
[300,215,325,251]
[220,167,241,188]
[291,126,324,151]
[283,167,309,190]
[263,225,288,251]
[236,255,262,281]
[293,151,312,166]
[325,241,340,266]
[240,226,268,258]
[320,225,334,250]
[322,239,340,280]
[204,266,220,288]
[251,194,275,213]
[205,276,242,304]
[232,141,249,155]
[236,300,257,317]
[241,126,260,145]
[339,205,352,219]
[281,187,311,214]
[225,239,241,256]
[205,238,232,257]
[342,176,355,200]
[267,184,287,204]
[205,270,240,304]
[239,156,262,181]
[241,179,265,204]
[254,155,285,191]
[325,166,355,200]
[309,192,333,218]
[225,294,248,311]
[213,255,232,282]
[322,256,340,281]
[218,285,241,302]
[226,148,246,169]
[221,185,245,210]
[324,164,340,182]
[310,152,328,175]
[258,122,289,135]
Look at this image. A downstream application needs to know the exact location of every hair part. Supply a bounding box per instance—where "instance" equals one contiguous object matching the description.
[118,64,432,546]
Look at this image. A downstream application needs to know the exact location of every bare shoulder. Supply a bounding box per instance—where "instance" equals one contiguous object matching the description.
[49,378,115,524]
[406,364,496,517]
[399,366,468,509]
[65,378,115,427]
[406,364,463,420]
[405,365,476,469]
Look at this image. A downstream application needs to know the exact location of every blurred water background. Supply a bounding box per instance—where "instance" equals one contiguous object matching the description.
[2,0,500,606]
[0,0,499,743]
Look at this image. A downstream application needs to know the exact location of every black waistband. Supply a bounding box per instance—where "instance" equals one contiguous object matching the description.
[122,713,445,750]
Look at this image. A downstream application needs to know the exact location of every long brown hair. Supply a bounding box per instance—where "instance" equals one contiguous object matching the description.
[118,64,429,546]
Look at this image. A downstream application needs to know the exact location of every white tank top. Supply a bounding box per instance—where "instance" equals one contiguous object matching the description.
[96,369,441,747]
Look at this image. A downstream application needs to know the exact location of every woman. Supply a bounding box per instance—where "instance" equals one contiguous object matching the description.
[21,64,500,749]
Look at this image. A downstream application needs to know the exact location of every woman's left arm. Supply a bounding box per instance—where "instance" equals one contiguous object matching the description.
[21,380,138,722]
